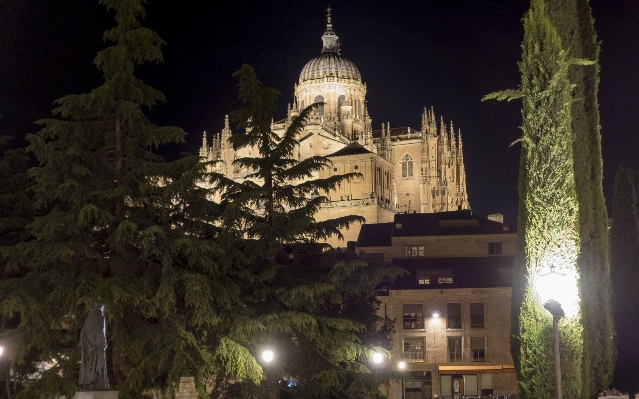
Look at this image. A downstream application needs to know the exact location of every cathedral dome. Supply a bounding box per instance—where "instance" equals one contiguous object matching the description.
[299,7,361,83]
[299,52,361,82]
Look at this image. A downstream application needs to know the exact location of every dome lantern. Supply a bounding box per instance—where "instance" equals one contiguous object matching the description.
[299,7,361,83]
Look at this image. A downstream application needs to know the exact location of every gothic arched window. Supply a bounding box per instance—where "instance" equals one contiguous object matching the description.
[338,95,345,118]
[301,100,305,111]
[357,99,361,118]
[314,95,324,116]
[402,154,414,177]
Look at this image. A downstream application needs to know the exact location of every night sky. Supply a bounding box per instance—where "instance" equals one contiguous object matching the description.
[2,0,638,225]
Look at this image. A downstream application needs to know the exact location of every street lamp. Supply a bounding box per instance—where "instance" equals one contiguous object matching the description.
[541,266,566,399]
[261,350,277,399]
[262,350,274,363]
[398,361,406,399]
[372,352,383,365]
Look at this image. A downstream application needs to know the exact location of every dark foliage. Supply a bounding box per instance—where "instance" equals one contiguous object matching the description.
[609,166,639,399]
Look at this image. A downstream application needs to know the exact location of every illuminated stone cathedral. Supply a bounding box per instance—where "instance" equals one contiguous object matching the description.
[199,9,470,246]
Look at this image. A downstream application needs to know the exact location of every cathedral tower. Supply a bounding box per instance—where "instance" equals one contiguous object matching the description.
[294,7,367,140]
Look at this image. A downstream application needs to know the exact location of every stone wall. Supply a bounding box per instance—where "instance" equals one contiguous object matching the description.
[358,233,516,263]
[379,287,516,398]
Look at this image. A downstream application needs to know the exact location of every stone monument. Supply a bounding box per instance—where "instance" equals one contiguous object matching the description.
[76,304,118,399]
[175,377,198,399]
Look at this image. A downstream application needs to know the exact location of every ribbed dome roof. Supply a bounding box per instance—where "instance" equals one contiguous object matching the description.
[299,8,362,83]
[300,52,361,82]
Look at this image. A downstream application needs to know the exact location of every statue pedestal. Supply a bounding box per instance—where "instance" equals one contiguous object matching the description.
[75,391,118,399]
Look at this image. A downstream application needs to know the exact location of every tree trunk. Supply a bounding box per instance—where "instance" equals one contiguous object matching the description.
[114,112,123,218]
[111,342,127,390]
[5,367,12,399]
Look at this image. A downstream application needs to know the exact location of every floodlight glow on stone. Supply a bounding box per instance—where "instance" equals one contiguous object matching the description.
[262,350,274,363]
[0,347,3,357]
[372,352,383,364]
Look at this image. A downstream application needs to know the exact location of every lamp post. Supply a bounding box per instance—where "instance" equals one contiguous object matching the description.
[541,266,565,399]
[262,349,278,399]
[398,361,406,399]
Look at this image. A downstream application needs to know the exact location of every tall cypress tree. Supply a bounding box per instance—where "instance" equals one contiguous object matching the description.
[609,166,639,399]
[0,2,261,398]
[484,0,591,397]
[212,65,403,399]
[543,1,615,396]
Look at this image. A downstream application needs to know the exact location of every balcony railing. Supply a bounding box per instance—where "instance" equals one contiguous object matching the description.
[448,350,463,362]
[472,349,486,362]
[471,316,485,328]
[447,316,462,329]
[403,350,425,363]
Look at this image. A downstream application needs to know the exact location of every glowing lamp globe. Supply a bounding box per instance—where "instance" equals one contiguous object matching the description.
[540,266,565,302]
[432,312,440,318]
[398,361,406,370]
[0,347,3,357]
[534,264,580,319]
[262,350,274,363]
[372,352,383,364]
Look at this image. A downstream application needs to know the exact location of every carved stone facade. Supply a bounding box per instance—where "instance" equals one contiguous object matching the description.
[199,10,470,247]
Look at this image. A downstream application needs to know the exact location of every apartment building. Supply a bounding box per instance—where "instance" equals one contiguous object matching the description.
[356,211,517,398]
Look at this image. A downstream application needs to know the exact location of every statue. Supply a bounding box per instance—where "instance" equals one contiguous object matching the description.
[79,304,109,391]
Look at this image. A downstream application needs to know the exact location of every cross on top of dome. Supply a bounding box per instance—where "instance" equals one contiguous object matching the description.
[322,5,340,54]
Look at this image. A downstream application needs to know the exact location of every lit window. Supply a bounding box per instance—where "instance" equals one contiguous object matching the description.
[418,277,430,285]
[404,245,424,257]
[338,94,345,118]
[314,95,324,116]
[402,154,414,177]
[488,242,502,255]
[437,270,454,284]
[471,337,486,362]
[448,336,462,362]
[403,337,425,363]
[403,304,424,330]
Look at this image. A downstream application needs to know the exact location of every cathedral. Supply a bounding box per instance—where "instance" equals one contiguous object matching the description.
[199,9,470,247]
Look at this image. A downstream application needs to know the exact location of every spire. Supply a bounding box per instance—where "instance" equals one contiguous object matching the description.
[221,115,231,152]
[457,129,463,157]
[421,107,428,135]
[429,107,436,134]
[449,121,455,152]
[199,131,208,157]
[321,6,340,53]
[385,122,392,161]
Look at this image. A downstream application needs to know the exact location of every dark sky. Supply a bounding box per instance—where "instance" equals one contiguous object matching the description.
[2,0,638,225]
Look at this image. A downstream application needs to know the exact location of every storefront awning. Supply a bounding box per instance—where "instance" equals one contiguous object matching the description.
[438,365,505,375]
